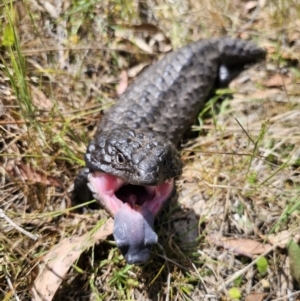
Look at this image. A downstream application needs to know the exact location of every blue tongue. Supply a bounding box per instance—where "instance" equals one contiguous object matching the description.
[113,203,158,264]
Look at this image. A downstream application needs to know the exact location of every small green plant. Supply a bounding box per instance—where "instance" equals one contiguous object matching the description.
[247,171,258,184]
[269,195,300,233]
[108,263,138,298]
[256,256,268,276]
[288,240,300,285]
[2,20,15,47]
[233,276,243,286]
[198,88,234,128]
[228,287,241,300]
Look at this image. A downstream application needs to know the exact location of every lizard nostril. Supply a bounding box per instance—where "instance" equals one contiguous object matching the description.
[163,159,168,168]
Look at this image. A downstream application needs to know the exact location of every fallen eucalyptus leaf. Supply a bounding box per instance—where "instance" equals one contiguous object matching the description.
[288,239,300,285]
[31,218,114,301]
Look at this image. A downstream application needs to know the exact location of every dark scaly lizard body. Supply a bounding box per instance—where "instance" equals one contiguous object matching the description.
[74,38,266,264]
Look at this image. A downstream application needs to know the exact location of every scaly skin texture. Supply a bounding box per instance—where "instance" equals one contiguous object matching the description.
[75,38,266,264]
[85,128,182,186]
[96,38,265,145]
[85,38,265,186]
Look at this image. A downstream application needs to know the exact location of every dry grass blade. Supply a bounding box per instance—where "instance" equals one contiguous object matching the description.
[0,209,39,240]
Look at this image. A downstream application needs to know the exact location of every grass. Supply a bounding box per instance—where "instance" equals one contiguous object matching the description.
[1,0,300,300]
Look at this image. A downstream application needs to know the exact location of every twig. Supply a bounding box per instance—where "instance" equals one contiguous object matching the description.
[235,118,255,144]
[0,209,39,241]
[155,251,188,270]
[192,262,209,294]
[6,274,21,301]
[272,290,300,301]
[157,242,171,301]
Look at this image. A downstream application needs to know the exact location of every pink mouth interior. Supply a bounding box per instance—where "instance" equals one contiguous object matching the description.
[87,172,174,216]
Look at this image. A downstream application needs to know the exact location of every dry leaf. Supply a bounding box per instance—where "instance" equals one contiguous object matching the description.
[127,62,149,78]
[288,240,300,286]
[268,230,300,248]
[117,70,128,96]
[245,292,268,301]
[115,24,159,40]
[288,32,300,44]
[42,2,60,18]
[132,36,154,53]
[31,218,114,301]
[11,163,62,187]
[115,23,171,54]
[209,234,272,258]
[265,74,292,87]
[244,1,257,13]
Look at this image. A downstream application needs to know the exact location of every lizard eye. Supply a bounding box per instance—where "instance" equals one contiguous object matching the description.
[116,153,125,164]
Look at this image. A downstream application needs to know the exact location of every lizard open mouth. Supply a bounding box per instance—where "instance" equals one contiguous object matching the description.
[87,171,175,264]
[87,171,174,217]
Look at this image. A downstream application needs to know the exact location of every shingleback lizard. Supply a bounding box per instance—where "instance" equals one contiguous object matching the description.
[74,37,266,264]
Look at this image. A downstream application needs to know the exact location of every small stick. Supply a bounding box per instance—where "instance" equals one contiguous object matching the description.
[157,242,171,301]
[6,274,21,301]
[192,262,209,294]
[272,290,300,301]
[0,209,39,241]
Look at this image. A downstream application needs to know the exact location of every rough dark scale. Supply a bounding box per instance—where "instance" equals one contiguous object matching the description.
[74,37,266,264]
